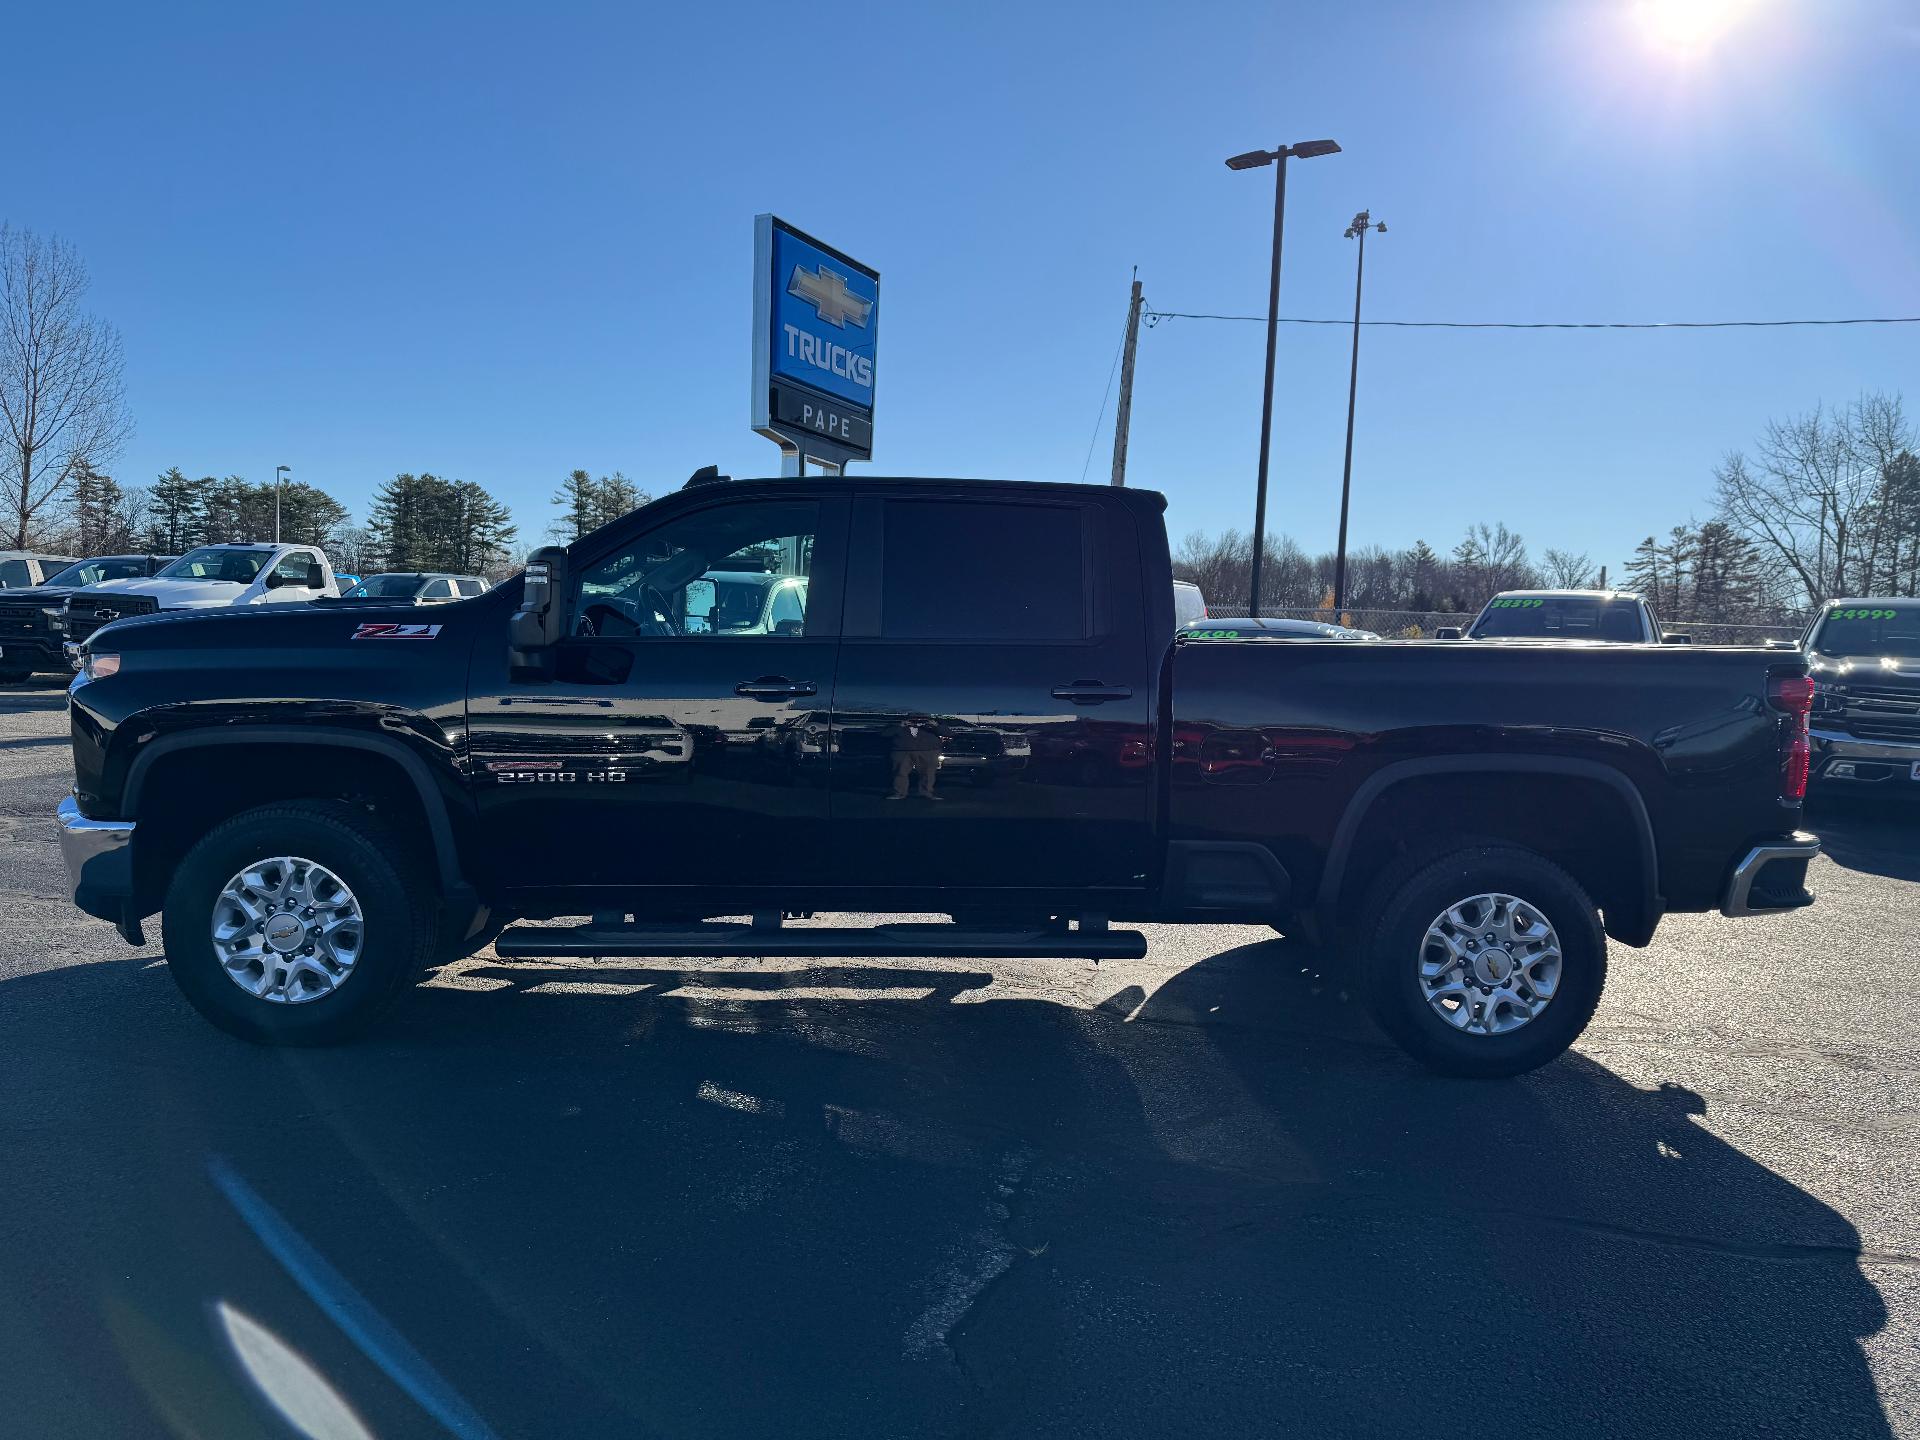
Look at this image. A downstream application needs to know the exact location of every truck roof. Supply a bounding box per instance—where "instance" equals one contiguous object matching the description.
[1489,588,1647,603]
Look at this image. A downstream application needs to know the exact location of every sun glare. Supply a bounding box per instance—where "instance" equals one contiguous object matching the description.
[1632,0,1762,57]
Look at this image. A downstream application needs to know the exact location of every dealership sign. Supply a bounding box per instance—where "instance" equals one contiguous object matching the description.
[752,214,879,466]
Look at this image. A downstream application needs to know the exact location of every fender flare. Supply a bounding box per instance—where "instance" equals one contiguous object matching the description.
[1315,755,1662,943]
[124,724,472,897]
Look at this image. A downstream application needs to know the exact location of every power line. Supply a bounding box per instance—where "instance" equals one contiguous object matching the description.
[1144,309,1920,331]
[1079,318,1128,484]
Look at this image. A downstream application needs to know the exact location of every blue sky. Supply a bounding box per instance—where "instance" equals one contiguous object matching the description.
[11,0,1917,572]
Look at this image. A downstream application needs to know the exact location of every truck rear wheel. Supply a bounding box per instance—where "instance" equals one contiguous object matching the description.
[161,800,436,1045]
[1359,845,1606,1078]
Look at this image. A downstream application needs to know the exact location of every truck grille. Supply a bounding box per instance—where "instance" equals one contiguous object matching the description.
[0,602,47,638]
[66,594,159,641]
[1842,683,1920,743]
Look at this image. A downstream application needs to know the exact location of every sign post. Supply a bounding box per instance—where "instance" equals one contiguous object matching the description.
[752,214,880,471]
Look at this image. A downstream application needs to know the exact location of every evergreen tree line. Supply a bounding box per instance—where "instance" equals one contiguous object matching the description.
[38,464,661,581]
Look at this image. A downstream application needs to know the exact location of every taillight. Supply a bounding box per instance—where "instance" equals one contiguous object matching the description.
[1768,670,1813,801]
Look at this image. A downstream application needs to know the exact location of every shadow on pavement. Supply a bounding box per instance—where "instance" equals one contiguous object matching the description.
[1808,792,1920,882]
[0,936,1892,1439]
[0,686,71,712]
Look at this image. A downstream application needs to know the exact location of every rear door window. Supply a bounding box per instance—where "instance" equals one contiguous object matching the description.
[876,500,1088,641]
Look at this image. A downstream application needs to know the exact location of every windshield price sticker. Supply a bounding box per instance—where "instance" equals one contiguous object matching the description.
[1488,598,1546,609]
[1831,608,1902,621]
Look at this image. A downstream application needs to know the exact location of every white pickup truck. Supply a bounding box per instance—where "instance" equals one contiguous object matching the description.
[62,543,340,659]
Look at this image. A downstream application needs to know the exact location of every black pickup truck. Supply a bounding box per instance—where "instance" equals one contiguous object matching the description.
[55,475,1820,1075]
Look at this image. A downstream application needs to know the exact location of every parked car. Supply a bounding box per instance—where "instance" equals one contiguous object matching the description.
[1172,580,1208,627]
[1803,597,1920,791]
[0,555,176,682]
[57,473,1817,1078]
[0,551,78,589]
[62,542,340,658]
[331,573,489,604]
[1180,617,1380,641]
[1437,589,1685,644]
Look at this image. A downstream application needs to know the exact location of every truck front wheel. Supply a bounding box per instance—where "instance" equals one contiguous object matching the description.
[1360,845,1606,1078]
[161,800,437,1045]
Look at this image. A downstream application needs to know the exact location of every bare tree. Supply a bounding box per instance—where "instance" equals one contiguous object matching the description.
[0,225,132,548]
[1542,548,1594,588]
[1713,394,1912,607]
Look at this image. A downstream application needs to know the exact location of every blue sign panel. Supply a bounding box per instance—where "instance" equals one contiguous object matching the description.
[753,215,879,464]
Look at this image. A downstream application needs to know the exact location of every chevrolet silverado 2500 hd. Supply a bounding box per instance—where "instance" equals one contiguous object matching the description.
[55,475,1819,1075]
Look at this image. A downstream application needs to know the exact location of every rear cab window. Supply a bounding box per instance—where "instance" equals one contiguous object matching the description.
[861,497,1090,641]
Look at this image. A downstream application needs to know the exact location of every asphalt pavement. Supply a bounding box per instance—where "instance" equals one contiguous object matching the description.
[2,680,1916,1439]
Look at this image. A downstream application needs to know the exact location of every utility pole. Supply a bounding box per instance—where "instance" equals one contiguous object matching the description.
[1333,211,1385,611]
[1109,272,1144,486]
[274,465,291,543]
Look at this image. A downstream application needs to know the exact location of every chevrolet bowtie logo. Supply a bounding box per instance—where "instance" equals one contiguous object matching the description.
[788,263,872,329]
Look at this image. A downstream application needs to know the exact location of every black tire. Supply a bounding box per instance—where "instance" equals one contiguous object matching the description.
[161,800,437,1045]
[1359,845,1606,1078]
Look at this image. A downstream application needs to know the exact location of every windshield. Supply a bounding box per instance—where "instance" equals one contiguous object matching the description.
[1809,604,1920,660]
[44,558,149,587]
[155,547,268,583]
[1470,596,1648,642]
[346,575,423,598]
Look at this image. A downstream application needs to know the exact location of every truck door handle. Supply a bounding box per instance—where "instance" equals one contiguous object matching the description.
[736,677,817,699]
[1052,681,1133,704]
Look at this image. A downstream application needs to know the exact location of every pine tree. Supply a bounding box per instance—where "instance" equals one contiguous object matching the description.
[147,467,208,552]
[367,473,431,570]
[67,462,129,553]
[552,469,598,542]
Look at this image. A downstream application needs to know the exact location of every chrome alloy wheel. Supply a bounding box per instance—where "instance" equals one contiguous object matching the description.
[1418,892,1562,1037]
[211,856,365,1004]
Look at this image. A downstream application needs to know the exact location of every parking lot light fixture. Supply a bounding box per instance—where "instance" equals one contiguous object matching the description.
[274,465,291,543]
[1225,137,1342,616]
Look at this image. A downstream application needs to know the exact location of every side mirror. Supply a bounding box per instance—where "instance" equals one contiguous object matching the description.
[683,577,716,634]
[510,546,569,665]
[1433,626,1463,641]
[305,561,325,589]
[264,570,287,589]
[1662,632,1692,645]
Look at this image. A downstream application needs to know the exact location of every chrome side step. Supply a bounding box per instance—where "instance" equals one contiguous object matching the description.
[494,919,1146,961]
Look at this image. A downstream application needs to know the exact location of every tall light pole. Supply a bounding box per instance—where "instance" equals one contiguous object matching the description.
[1225,138,1341,616]
[274,465,291,543]
[1333,210,1385,612]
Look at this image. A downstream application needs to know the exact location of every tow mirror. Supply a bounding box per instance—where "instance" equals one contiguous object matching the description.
[1433,626,1463,641]
[264,570,285,589]
[305,562,325,589]
[684,578,716,634]
[1662,632,1692,645]
[511,546,569,664]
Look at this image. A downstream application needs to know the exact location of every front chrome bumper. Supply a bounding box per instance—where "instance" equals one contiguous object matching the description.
[56,796,141,941]
[1721,832,1821,918]
[1809,727,1920,781]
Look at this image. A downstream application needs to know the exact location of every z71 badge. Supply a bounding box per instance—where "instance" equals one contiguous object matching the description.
[351,623,444,640]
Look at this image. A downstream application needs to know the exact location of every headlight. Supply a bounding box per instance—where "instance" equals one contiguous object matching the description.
[41,605,66,632]
[82,652,121,681]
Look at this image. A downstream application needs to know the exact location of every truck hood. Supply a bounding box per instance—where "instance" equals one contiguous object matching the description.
[0,585,84,606]
[84,576,248,608]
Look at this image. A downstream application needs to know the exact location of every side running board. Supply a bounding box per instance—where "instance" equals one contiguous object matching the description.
[494,918,1146,961]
